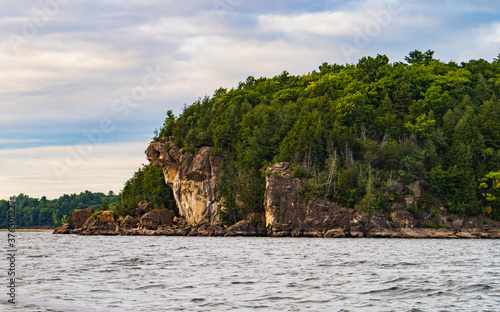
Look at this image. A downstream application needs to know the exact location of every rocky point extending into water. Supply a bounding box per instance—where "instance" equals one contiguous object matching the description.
[54,142,500,239]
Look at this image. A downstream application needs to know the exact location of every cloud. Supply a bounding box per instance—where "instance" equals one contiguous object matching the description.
[0,142,148,200]
[257,11,365,37]
[0,139,42,145]
[1,0,500,198]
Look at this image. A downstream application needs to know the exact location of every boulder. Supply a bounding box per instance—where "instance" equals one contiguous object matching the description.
[53,223,74,234]
[136,200,153,217]
[122,215,138,228]
[194,222,227,236]
[139,210,175,230]
[226,220,259,236]
[324,228,346,238]
[72,207,94,228]
[81,211,117,235]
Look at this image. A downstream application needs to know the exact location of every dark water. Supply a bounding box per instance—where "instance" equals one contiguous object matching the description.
[2,233,500,311]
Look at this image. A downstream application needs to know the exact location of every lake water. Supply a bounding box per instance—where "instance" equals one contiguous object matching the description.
[1,232,499,312]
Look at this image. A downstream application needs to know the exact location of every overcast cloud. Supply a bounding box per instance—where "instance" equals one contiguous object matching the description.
[1,0,500,199]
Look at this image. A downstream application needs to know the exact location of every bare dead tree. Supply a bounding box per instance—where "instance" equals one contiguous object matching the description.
[326,148,337,198]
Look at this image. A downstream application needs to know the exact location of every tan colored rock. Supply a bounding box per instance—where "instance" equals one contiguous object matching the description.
[147,142,223,225]
[53,223,74,234]
[72,207,94,228]
[397,228,429,238]
[70,228,82,234]
[81,211,117,235]
[139,210,175,230]
[324,228,346,238]
[456,231,476,239]
[390,209,415,228]
[146,143,500,239]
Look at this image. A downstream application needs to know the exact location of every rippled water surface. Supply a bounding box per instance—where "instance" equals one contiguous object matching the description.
[2,232,500,311]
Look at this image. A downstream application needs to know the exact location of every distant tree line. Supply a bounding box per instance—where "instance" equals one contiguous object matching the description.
[153,50,500,225]
[0,191,118,228]
[0,164,178,228]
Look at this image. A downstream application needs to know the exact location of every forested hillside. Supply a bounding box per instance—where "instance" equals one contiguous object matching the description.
[153,50,500,224]
[0,191,118,228]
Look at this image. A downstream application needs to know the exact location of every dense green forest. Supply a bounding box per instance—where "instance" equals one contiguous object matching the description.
[153,50,500,225]
[0,191,118,228]
[115,164,177,216]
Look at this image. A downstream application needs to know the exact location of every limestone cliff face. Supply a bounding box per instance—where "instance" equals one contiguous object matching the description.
[264,162,354,237]
[147,142,223,225]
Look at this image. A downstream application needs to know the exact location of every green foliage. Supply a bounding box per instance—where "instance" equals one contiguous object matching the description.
[62,215,73,225]
[405,49,435,65]
[219,197,240,228]
[0,191,118,229]
[116,164,177,217]
[151,51,500,220]
[408,205,424,219]
[479,171,500,220]
[100,201,110,211]
[290,163,307,178]
[425,222,445,229]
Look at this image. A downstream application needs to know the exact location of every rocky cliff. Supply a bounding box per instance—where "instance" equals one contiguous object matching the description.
[146,142,223,225]
[53,143,500,238]
[264,162,353,237]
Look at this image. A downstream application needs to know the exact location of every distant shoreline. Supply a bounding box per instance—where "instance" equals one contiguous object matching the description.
[0,229,54,232]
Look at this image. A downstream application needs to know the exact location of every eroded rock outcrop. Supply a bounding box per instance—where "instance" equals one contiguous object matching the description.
[147,142,223,225]
[73,207,94,228]
[53,223,74,234]
[81,211,117,235]
[264,162,354,237]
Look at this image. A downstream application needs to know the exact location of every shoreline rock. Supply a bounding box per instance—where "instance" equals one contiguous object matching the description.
[53,217,500,238]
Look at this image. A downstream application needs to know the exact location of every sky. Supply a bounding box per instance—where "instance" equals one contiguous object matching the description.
[1,0,500,200]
